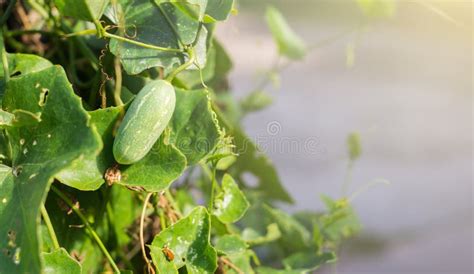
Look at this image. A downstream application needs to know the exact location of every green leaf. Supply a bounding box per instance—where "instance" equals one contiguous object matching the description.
[265,6,306,60]
[0,66,100,273]
[155,0,208,21]
[119,135,187,192]
[229,126,293,203]
[215,234,248,255]
[0,109,42,128]
[242,223,281,246]
[56,106,124,190]
[347,132,361,161]
[54,0,109,21]
[157,2,201,44]
[150,206,217,274]
[110,0,202,75]
[356,0,396,18]
[213,174,249,224]
[264,205,311,252]
[240,90,273,114]
[204,0,234,22]
[43,248,82,274]
[170,88,220,165]
[282,252,336,272]
[319,196,361,243]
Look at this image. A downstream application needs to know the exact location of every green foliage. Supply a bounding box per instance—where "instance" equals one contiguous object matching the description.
[0,1,369,273]
[265,6,306,60]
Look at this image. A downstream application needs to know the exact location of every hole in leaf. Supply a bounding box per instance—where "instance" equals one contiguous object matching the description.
[10,71,21,77]
[39,89,49,106]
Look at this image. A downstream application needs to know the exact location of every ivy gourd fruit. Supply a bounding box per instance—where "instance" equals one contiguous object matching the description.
[113,80,176,165]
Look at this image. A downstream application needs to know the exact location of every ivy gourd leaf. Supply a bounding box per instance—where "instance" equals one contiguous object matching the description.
[215,234,248,255]
[265,6,306,60]
[282,252,336,272]
[1,53,53,100]
[119,135,187,192]
[110,0,202,75]
[155,0,208,21]
[170,88,219,165]
[228,125,293,203]
[42,248,82,274]
[213,174,250,224]
[150,206,217,273]
[155,2,201,44]
[204,0,234,22]
[56,106,124,190]
[263,205,311,252]
[0,66,101,273]
[54,0,109,22]
[242,223,281,246]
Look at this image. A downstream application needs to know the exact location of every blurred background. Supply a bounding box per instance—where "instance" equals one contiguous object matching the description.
[216,1,472,273]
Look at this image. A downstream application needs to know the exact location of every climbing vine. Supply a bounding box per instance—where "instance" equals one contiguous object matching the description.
[0,0,393,273]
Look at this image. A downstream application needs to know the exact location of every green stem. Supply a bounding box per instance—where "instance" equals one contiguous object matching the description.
[40,204,60,250]
[166,48,195,81]
[51,186,121,273]
[113,57,124,106]
[104,32,184,53]
[0,0,17,27]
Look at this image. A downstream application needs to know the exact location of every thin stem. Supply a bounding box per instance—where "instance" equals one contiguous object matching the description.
[104,32,184,53]
[50,186,121,273]
[114,57,124,106]
[40,204,60,250]
[221,257,244,274]
[140,193,155,274]
[63,28,97,38]
[0,0,17,27]
[166,48,195,81]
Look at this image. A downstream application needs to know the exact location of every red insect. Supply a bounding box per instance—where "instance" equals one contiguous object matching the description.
[162,245,175,261]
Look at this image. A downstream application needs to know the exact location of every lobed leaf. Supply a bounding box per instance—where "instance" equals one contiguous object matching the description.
[150,206,217,273]
[0,65,101,273]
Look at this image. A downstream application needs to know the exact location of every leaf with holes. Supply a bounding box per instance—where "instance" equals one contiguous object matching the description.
[56,106,124,190]
[0,65,100,273]
[150,206,217,273]
[213,174,249,224]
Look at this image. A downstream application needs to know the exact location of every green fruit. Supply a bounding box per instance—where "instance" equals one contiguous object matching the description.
[113,80,175,165]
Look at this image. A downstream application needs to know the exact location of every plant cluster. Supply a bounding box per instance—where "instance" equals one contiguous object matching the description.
[0,0,385,273]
